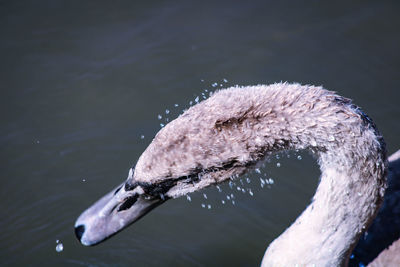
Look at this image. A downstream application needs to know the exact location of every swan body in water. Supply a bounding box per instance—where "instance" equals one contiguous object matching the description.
[75,83,388,266]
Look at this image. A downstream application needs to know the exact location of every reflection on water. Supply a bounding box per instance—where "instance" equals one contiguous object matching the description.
[1,1,399,266]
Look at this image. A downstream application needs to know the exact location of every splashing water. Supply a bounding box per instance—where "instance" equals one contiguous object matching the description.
[55,240,63,253]
[151,89,308,212]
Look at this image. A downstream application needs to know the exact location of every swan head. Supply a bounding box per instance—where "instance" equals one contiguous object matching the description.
[74,168,171,246]
[74,162,240,246]
[74,83,306,246]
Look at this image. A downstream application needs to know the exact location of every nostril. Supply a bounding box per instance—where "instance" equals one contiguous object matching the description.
[74,225,85,241]
[118,195,138,211]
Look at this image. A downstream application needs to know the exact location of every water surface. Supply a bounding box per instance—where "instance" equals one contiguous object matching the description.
[1,1,399,266]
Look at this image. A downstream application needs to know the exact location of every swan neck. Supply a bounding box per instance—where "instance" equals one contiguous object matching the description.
[262,151,385,266]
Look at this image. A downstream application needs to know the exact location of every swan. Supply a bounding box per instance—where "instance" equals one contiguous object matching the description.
[350,149,400,266]
[75,83,387,266]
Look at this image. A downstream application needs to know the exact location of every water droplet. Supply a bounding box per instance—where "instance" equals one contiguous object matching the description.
[241,188,245,193]
[140,135,145,139]
[186,195,191,201]
[246,177,251,183]
[236,186,241,191]
[229,181,234,189]
[55,242,63,252]
[207,204,211,209]
[216,185,222,192]
[358,192,362,197]
[82,179,86,182]
[268,178,274,184]
[201,203,205,208]
[174,103,179,107]
[230,193,234,199]
[297,155,302,160]
[36,140,40,144]
[212,83,218,87]
[227,195,231,200]
[249,190,254,196]
[203,193,207,199]
[223,78,228,83]
[160,123,165,128]
[232,200,235,205]
[160,194,165,201]
[157,114,162,120]
[276,154,280,159]
[221,200,225,204]
[201,79,204,82]
[165,109,170,114]
[189,101,193,105]
[311,140,317,146]
[276,163,281,167]
[195,96,199,103]
[255,168,261,174]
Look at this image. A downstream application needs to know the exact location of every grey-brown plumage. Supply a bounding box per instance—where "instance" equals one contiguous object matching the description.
[75,83,388,266]
[350,150,400,266]
[134,83,387,266]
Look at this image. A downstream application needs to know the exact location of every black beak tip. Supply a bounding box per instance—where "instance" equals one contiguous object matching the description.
[74,224,85,242]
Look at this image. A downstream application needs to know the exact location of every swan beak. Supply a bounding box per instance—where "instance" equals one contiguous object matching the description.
[74,182,165,246]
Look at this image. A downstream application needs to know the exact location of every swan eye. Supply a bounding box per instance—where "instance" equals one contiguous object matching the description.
[117,194,139,211]
[124,180,138,191]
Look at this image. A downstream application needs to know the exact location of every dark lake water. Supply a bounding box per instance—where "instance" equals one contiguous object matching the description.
[1,1,399,266]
